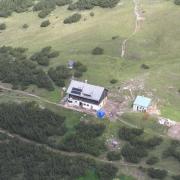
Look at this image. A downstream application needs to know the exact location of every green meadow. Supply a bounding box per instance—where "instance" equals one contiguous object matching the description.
[0,0,179,120]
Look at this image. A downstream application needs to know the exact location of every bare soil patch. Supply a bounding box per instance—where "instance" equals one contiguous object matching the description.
[168,123,180,140]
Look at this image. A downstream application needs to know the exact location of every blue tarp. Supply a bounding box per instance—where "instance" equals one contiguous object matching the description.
[97,109,106,119]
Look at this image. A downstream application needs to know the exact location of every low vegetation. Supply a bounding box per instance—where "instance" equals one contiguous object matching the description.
[48,61,87,87]
[60,121,106,156]
[68,0,120,10]
[31,46,59,66]
[163,140,180,162]
[0,0,33,17]
[146,156,159,165]
[107,151,121,161]
[119,127,163,163]
[48,65,72,87]
[92,47,104,55]
[0,102,66,143]
[0,46,54,90]
[110,79,118,84]
[22,23,29,29]
[0,138,118,180]
[40,20,50,27]
[147,168,168,179]
[0,23,6,30]
[174,0,180,5]
[63,13,81,24]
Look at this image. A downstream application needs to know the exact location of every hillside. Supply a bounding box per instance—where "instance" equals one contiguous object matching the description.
[0,0,180,179]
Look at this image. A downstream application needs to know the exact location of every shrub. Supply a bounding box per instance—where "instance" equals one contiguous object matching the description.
[147,168,168,179]
[146,156,159,165]
[90,12,94,16]
[145,137,162,148]
[0,0,33,17]
[33,0,56,11]
[48,51,59,58]
[75,121,106,138]
[68,3,78,10]
[141,64,150,69]
[112,36,119,40]
[30,46,59,66]
[74,71,82,78]
[107,151,121,161]
[0,46,54,91]
[48,65,71,87]
[56,0,72,6]
[60,122,106,156]
[174,0,180,5]
[38,9,51,18]
[63,13,81,24]
[76,0,94,10]
[40,20,50,27]
[172,175,180,180]
[0,23,6,30]
[119,127,144,141]
[92,47,104,55]
[121,144,148,163]
[110,79,118,84]
[22,24,29,29]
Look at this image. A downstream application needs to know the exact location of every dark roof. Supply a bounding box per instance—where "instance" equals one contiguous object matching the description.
[67,80,106,101]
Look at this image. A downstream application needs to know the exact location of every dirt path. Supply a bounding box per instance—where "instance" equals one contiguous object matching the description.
[121,0,144,57]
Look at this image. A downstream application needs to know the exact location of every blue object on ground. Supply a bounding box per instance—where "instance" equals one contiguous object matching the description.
[97,109,106,119]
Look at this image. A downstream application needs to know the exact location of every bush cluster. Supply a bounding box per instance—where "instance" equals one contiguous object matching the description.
[40,19,50,27]
[73,61,87,77]
[0,0,33,17]
[0,46,54,90]
[0,102,66,143]
[119,127,144,141]
[22,23,29,29]
[121,143,148,163]
[0,138,118,180]
[63,13,81,24]
[0,23,6,30]
[174,0,180,5]
[48,65,72,87]
[92,47,104,55]
[172,175,180,180]
[147,168,167,179]
[107,151,121,161]
[119,127,163,163]
[141,64,150,69]
[68,0,120,10]
[163,140,180,162]
[146,156,159,165]
[110,79,118,84]
[60,121,106,156]
[31,46,59,66]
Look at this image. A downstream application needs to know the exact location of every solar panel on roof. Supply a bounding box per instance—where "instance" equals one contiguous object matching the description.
[71,87,82,95]
[72,87,82,92]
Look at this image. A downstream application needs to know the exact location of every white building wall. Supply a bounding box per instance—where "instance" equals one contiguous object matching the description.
[133,104,148,112]
[67,97,105,111]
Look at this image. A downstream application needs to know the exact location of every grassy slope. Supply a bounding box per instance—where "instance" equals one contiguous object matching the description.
[0,1,179,122]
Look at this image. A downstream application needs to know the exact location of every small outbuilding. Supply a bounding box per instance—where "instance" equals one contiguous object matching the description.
[133,96,152,112]
[67,60,75,69]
